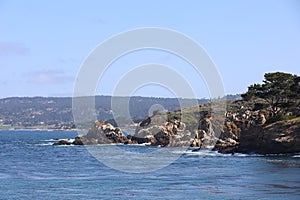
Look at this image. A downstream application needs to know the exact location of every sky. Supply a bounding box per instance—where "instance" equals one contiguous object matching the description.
[1,0,300,98]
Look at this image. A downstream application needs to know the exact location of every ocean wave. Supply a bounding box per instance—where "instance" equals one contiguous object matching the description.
[125,142,152,146]
[172,149,262,157]
[41,139,59,142]
[35,142,55,146]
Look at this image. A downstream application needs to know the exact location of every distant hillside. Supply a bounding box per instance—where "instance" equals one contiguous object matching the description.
[0,95,240,129]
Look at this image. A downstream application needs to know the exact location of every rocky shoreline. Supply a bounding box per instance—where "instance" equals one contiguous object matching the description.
[54,102,300,155]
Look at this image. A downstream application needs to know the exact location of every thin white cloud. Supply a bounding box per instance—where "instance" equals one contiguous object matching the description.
[27,69,74,84]
[0,42,29,56]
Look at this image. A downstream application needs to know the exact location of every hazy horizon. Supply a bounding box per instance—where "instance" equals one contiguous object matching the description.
[0,93,241,100]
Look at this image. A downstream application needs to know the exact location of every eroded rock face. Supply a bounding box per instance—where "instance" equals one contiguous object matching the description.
[213,138,239,154]
[54,121,128,145]
[212,110,300,155]
[125,135,151,145]
[189,112,224,149]
[237,119,300,154]
[134,113,190,147]
[85,122,128,144]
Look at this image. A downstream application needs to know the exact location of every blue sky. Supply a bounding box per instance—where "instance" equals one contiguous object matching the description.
[1,0,299,98]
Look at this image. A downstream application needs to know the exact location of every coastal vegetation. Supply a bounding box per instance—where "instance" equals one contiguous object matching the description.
[241,72,300,122]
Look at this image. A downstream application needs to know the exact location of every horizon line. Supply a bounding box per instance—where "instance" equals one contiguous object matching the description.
[0,94,241,100]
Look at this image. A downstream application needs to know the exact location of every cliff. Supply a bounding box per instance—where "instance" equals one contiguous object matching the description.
[236,117,300,154]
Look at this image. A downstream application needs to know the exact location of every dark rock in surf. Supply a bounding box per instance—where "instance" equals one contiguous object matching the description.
[53,139,72,145]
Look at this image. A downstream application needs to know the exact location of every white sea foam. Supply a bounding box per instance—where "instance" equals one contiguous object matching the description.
[183,151,219,157]
[173,149,260,157]
[35,142,54,146]
[126,142,152,146]
[41,139,59,142]
[171,149,220,157]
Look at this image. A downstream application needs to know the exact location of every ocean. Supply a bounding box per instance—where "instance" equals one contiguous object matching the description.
[0,130,299,200]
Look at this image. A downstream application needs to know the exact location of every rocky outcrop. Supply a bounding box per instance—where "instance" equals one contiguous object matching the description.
[80,121,128,145]
[213,138,239,154]
[53,139,74,145]
[53,104,300,155]
[213,111,300,155]
[237,118,300,154]
[54,121,128,145]
[133,113,191,147]
[190,114,217,149]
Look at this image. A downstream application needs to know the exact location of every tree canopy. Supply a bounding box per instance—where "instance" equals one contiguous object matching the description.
[241,72,300,114]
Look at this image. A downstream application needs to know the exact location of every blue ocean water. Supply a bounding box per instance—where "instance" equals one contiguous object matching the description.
[0,130,299,200]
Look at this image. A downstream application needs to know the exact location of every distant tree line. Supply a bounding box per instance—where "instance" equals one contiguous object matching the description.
[0,96,217,127]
